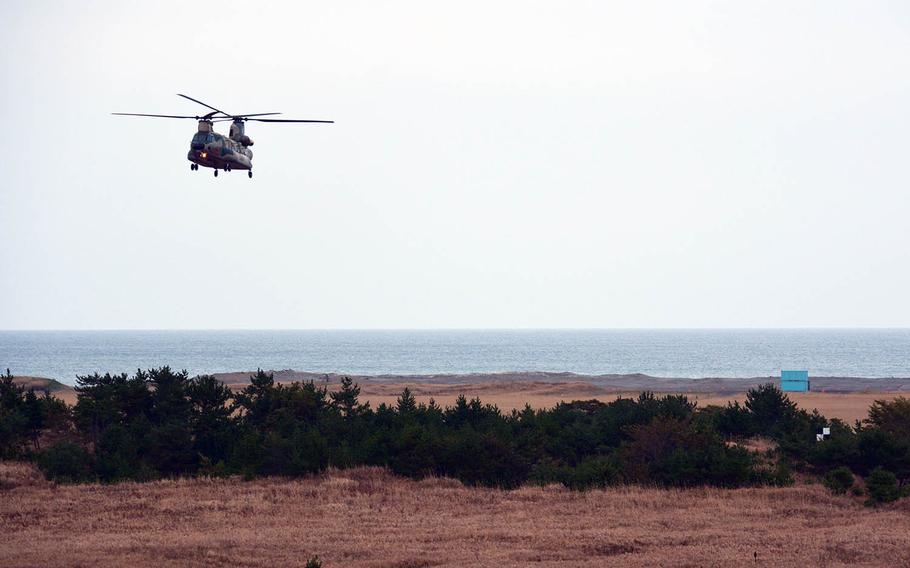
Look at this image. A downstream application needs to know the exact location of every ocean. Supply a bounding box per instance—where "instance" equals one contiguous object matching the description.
[1,329,909,385]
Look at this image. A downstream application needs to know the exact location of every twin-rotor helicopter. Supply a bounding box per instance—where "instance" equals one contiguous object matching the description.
[113,94,333,178]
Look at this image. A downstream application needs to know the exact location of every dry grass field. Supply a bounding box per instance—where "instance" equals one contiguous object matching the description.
[2,462,909,567]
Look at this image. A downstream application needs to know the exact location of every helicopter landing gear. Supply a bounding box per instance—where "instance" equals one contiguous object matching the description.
[190,163,197,171]
[214,169,218,177]
[248,171,253,179]
[225,164,231,172]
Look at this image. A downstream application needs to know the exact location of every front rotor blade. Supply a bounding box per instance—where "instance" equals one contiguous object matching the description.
[112,112,201,119]
[176,93,228,116]
[246,118,334,123]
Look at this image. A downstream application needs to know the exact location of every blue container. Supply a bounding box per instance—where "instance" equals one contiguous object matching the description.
[781,370,809,392]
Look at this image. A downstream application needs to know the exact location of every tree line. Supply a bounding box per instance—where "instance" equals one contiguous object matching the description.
[1,368,908,503]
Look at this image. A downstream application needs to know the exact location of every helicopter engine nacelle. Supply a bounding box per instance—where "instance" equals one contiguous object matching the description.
[240,135,254,147]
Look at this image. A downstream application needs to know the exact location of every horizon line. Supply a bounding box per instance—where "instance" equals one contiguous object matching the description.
[3,326,910,332]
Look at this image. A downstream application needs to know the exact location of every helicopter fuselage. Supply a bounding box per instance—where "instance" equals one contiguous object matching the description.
[188,130,252,171]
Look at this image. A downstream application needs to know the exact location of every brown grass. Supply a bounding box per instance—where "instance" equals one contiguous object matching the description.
[2,462,908,567]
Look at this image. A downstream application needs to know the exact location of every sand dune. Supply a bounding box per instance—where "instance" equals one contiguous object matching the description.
[213,369,910,393]
[7,376,69,393]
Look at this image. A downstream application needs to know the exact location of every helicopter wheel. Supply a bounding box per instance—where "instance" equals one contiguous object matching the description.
[214,169,218,177]
[248,171,253,179]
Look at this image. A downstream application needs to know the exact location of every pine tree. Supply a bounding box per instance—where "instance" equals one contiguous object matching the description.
[330,376,362,417]
[23,389,44,450]
[397,387,417,415]
[234,369,277,426]
[0,368,24,411]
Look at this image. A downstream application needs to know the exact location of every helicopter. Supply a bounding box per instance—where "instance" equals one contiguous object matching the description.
[113,94,333,178]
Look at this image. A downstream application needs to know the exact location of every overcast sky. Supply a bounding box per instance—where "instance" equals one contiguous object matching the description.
[1,1,909,329]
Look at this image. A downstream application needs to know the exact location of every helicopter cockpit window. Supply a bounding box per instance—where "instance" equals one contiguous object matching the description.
[192,132,207,145]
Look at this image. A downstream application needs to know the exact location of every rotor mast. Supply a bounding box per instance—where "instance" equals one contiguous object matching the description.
[228,119,253,146]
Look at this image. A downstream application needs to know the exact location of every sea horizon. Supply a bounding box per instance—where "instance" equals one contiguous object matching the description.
[4,327,910,331]
[3,328,910,385]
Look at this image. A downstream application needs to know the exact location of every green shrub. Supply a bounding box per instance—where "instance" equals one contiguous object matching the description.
[855,427,910,483]
[709,402,753,437]
[623,417,753,488]
[529,456,620,490]
[823,466,854,495]
[866,468,901,504]
[37,442,94,483]
[770,462,794,487]
[566,456,619,489]
[305,555,322,568]
[866,397,910,439]
[28,366,901,492]
[744,384,798,437]
[197,455,229,478]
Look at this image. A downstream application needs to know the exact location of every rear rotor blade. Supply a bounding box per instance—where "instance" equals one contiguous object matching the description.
[233,112,283,118]
[176,93,228,116]
[246,118,334,123]
[112,112,202,119]
[211,113,284,122]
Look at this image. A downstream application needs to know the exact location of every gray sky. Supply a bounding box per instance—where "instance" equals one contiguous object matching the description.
[2,1,909,329]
